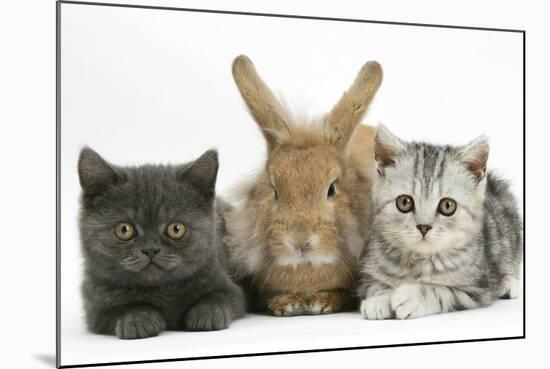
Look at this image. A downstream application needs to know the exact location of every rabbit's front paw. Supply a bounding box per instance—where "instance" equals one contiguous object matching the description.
[390,284,426,319]
[115,309,166,339]
[267,293,307,316]
[306,291,350,314]
[360,294,392,320]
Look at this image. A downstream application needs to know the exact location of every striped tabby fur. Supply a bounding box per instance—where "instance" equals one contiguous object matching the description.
[358,125,522,319]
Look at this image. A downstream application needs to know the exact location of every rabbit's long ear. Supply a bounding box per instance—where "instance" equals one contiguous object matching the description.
[324,61,383,151]
[232,55,291,151]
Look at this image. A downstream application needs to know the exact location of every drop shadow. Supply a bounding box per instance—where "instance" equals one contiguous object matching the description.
[33,354,56,367]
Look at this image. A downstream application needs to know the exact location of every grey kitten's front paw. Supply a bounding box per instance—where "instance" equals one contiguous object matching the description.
[390,284,426,320]
[184,304,232,331]
[360,294,392,320]
[115,309,166,339]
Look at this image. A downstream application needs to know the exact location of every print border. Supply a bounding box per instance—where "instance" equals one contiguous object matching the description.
[55,1,526,367]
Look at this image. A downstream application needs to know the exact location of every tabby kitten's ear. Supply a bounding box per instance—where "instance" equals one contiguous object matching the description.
[374,125,406,174]
[78,147,123,196]
[459,135,489,181]
[178,149,219,198]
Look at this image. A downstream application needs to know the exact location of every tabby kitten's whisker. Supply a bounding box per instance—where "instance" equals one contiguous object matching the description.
[359,125,522,320]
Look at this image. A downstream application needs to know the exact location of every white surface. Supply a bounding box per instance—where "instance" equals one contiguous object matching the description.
[61,299,523,366]
[5,0,550,369]
[57,1,524,367]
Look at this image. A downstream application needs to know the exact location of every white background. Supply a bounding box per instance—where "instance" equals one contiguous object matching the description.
[1,0,548,368]
[58,2,524,366]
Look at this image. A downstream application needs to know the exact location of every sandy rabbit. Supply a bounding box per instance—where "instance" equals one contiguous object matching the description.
[225,55,382,315]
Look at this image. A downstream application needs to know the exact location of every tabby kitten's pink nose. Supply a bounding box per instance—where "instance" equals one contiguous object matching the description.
[416,224,432,237]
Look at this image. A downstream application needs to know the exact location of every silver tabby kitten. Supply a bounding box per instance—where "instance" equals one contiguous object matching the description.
[358,125,522,320]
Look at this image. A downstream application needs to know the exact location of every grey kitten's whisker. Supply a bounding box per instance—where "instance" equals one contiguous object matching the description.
[120,257,148,267]
[78,147,246,337]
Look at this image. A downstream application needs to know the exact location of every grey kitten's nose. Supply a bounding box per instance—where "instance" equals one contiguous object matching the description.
[416,224,432,236]
[141,247,160,258]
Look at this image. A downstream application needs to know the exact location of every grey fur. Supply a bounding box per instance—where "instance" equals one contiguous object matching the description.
[78,148,246,338]
[359,125,522,319]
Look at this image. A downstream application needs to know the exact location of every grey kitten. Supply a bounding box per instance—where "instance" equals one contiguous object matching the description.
[78,148,246,339]
[358,125,522,320]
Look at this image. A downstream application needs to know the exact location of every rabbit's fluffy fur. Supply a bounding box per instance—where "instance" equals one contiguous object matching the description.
[225,55,382,315]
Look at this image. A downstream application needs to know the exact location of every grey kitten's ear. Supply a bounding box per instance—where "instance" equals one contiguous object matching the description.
[78,147,122,195]
[374,125,406,172]
[459,135,489,180]
[178,149,219,198]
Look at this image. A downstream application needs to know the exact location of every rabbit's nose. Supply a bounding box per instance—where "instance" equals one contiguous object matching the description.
[295,240,313,252]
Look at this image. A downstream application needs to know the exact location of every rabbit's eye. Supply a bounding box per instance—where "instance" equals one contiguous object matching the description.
[273,189,278,200]
[327,182,336,197]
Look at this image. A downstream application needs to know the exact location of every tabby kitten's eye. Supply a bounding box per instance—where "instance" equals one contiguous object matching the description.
[327,182,336,198]
[114,223,135,241]
[273,189,278,201]
[438,198,457,216]
[396,195,415,213]
[166,222,186,240]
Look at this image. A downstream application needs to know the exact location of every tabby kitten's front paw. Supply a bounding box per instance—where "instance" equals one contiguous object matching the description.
[499,276,520,299]
[184,304,232,331]
[390,284,426,320]
[360,294,392,320]
[115,309,166,339]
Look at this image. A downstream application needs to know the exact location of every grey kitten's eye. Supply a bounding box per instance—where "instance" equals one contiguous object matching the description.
[396,195,414,213]
[166,222,186,240]
[438,198,457,216]
[327,182,336,197]
[114,223,135,241]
